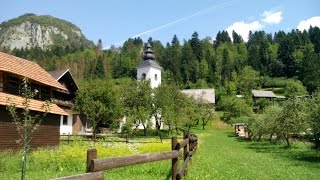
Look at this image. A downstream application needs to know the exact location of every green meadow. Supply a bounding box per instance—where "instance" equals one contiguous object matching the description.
[1,119,319,180]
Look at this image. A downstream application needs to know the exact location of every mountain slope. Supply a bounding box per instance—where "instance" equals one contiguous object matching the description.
[0,13,94,50]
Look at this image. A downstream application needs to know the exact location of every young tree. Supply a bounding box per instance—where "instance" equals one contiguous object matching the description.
[197,103,215,130]
[263,105,283,142]
[122,80,153,136]
[306,90,320,149]
[220,96,252,124]
[179,95,198,131]
[277,98,307,147]
[74,79,123,145]
[153,83,178,132]
[6,77,50,180]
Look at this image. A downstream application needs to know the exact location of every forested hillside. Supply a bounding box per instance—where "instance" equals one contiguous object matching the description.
[0,13,94,50]
[2,27,320,93]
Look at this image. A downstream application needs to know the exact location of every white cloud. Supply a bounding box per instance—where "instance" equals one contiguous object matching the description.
[226,21,264,42]
[261,10,283,24]
[297,16,320,30]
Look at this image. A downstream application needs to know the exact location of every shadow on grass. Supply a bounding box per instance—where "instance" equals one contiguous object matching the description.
[165,171,171,180]
[225,132,237,137]
[239,139,320,164]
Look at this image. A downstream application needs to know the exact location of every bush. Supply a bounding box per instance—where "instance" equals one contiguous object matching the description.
[219,96,253,123]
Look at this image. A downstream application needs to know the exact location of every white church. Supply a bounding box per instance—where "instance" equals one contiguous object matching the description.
[137,43,162,89]
[119,44,163,132]
[119,43,215,132]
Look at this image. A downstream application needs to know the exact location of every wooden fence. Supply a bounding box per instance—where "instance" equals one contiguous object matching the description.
[60,133,174,144]
[54,132,198,180]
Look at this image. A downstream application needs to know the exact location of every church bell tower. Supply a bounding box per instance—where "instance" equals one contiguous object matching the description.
[137,43,162,89]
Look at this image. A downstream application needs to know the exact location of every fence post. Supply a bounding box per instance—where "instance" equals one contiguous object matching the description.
[183,132,188,176]
[87,149,97,172]
[159,132,162,143]
[67,133,70,145]
[172,136,178,180]
[188,133,193,163]
[126,134,129,143]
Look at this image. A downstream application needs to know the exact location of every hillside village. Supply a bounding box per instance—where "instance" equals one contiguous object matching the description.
[0,9,320,180]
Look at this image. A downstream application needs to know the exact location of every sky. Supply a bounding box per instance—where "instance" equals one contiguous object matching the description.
[0,0,319,49]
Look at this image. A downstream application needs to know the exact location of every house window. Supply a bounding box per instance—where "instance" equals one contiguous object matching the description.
[4,74,21,95]
[141,73,146,80]
[155,74,158,81]
[0,72,3,92]
[63,115,68,125]
[40,86,50,100]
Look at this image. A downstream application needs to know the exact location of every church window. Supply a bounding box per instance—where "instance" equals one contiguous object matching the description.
[142,73,146,80]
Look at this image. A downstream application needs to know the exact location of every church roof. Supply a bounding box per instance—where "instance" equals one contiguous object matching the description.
[138,60,162,69]
[138,43,162,69]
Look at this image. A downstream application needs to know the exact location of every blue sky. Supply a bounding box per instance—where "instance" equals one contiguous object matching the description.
[0,0,319,49]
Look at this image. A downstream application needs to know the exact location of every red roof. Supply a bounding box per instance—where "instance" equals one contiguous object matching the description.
[0,92,68,115]
[0,52,67,91]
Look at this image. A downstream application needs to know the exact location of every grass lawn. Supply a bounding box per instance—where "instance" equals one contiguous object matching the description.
[1,118,320,179]
[186,122,320,180]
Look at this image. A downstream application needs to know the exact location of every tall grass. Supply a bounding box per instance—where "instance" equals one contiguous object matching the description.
[0,139,171,180]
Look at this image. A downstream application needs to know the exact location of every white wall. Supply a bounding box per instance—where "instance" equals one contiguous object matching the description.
[137,66,161,89]
[60,115,73,135]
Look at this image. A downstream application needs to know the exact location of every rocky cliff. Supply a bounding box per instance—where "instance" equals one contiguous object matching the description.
[0,13,94,50]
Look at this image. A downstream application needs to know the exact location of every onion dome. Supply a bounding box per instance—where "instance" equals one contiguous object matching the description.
[143,43,155,61]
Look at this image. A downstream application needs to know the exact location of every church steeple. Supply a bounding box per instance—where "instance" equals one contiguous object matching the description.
[137,43,162,89]
[143,43,155,61]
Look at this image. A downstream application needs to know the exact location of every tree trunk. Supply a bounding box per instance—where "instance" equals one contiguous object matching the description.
[283,133,291,147]
[258,134,262,141]
[314,133,320,150]
[93,129,97,147]
[202,119,206,130]
[142,121,147,136]
[156,121,160,131]
[269,134,273,143]
[21,128,29,180]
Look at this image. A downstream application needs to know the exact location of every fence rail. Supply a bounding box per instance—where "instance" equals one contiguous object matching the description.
[60,133,181,144]
[55,132,198,180]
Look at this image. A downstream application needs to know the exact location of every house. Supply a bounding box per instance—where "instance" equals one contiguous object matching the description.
[48,69,86,135]
[0,52,77,150]
[252,90,277,111]
[251,90,277,99]
[181,89,215,105]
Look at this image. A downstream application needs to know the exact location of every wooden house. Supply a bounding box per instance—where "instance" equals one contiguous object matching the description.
[252,90,277,112]
[48,69,86,135]
[0,52,80,150]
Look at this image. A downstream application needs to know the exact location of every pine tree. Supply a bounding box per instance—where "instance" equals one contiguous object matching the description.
[94,55,105,79]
